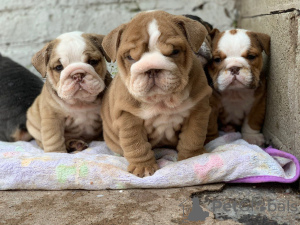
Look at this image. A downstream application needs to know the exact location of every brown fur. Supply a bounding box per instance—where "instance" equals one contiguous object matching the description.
[205,29,270,145]
[26,33,110,153]
[11,128,32,142]
[101,11,212,177]
[230,29,237,35]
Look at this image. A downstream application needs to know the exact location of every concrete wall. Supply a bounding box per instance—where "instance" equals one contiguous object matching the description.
[238,0,300,159]
[0,0,237,75]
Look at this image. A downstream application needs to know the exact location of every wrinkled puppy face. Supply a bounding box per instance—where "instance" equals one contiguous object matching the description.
[32,31,110,103]
[208,29,270,91]
[102,11,208,103]
[127,18,186,101]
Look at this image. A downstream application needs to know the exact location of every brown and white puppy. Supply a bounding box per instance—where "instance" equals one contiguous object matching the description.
[101,11,212,177]
[27,31,111,153]
[206,29,270,146]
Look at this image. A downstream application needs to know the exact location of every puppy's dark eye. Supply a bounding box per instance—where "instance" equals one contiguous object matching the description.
[89,59,100,66]
[126,55,136,63]
[214,57,222,63]
[55,65,63,72]
[126,55,134,61]
[170,49,180,56]
[247,55,256,60]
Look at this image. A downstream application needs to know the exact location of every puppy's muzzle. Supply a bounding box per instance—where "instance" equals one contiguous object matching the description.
[57,62,105,100]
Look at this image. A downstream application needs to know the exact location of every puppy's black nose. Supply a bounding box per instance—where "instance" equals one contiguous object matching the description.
[72,73,85,82]
[145,69,161,78]
[229,66,241,75]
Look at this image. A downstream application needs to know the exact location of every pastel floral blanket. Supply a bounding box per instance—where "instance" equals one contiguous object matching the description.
[0,132,299,190]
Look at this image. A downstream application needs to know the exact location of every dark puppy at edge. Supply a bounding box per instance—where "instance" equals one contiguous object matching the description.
[0,54,43,142]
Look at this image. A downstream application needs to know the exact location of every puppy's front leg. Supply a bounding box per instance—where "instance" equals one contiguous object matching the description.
[177,99,211,161]
[41,110,66,153]
[242,86,266,146]
[118,112,158,177]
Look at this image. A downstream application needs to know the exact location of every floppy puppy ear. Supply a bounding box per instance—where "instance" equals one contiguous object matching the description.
[174,16,208,53]
[209,28,220,41]
[102,24,127,62]
[83,33,111,62]
[251,32,271,55]
[32,42,53,78]
[104,71,113,87]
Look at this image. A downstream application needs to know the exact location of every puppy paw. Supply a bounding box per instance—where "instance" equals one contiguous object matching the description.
[66,139,88,153]
[128,163,159,178]
[177,148,207,161]
[242,133,265,146]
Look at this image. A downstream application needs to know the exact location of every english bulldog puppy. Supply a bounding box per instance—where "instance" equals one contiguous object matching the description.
[27,31,111,153]
[0,55,43,142]
[206,29,270,146]
[101,11,212,177]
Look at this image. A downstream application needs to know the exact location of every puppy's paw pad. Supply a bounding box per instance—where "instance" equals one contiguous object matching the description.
[66,139,88,153]
[242,133,265,146]
[128,163,159,178]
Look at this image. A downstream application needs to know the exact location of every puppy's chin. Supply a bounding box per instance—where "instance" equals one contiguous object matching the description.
[57,63,105,103]
[216,68,253,91]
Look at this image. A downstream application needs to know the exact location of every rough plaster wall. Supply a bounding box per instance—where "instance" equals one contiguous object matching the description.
[0,0,237,75]
[238,0,300,159]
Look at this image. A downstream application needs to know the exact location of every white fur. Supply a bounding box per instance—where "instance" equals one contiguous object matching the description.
[221,89,255,125]
[56,31,86,64]
[145,111,189,146]
[242,118,265,146]
[147,19,161,51]
[139,95,195,146]
[218,29,251,57]
[65,104,101,138]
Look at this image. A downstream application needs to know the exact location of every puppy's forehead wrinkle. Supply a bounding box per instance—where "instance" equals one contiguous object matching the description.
[218,29,251,57]
[148,19,161,51]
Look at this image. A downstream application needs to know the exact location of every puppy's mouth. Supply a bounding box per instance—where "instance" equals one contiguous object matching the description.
[130,69,182,98]
[57,63,105,102]
[227,75,247,89]
[217,67,253,91]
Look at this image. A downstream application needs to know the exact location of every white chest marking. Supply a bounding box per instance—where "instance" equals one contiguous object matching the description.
[144,109,190,146]
[139,99,195,147]
[221,89,255,125]
[65,106,101,139]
